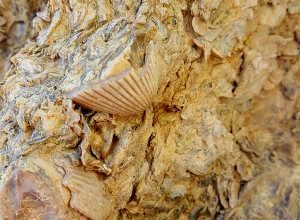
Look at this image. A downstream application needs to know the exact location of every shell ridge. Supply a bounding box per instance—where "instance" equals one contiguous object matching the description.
[122,75,150,108]
[109,79,146,110]
[71,198,99,211]
[66,172,92,183]
[145,70,156,98]
[128,72,152,105]
[88,89,138,112]
[65,67,134,98]
[140,73,154,101]
[81,90,128,111]
[115,80,148,109]
[90,87,140,111]
[137,68,153,100]
[67,180,86,191]
[148,65,158,92]
[75,93,131,114]
[103,83,144,111]
[143,72,154,98]
[73,96,116,113]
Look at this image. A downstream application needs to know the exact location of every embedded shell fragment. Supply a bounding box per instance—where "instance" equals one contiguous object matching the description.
[63,27,167,116]
[67,67,154,116]
[65,43,165,116]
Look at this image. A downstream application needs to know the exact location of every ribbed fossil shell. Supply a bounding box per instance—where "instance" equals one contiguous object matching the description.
[65,43,167,116]
[62,165,112,220]
[66,67,155,116]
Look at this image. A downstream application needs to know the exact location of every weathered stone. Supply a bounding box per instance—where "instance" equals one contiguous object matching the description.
[0,0,299,219]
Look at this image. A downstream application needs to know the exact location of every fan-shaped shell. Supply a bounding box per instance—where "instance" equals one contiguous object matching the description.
[65,42,167,116]
[61,165,112,220]
[65,66,156,116]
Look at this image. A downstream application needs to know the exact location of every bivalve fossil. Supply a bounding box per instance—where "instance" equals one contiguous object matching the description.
[65,42,167,116]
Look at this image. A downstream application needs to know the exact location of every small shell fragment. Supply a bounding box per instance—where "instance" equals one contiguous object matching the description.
[62,165,113,220]
[192,16,207,36]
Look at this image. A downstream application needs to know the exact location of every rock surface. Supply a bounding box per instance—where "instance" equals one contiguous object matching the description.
[0,0,48,80]
[0,0,300,219]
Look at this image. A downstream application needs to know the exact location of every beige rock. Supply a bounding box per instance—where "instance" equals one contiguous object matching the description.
[240,0,258,10]
[0,0,48,79]
[260,4,287,28]
[0,32,6,42]
[192,16,207,36]
[231,168,298,219]
[229,181,240,208]
[0,16,6,26]
[288,2,300,14]
[0,0,299,219]
[295,22,300,43]
[281,41,299,56]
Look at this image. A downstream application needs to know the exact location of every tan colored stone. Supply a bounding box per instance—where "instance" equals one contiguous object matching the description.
[0,0,299,219]
[288,2,300,14]
[192,16,207,36]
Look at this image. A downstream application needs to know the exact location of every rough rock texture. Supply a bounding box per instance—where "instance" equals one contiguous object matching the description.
[0,0,48,80]
[0,0,300,219]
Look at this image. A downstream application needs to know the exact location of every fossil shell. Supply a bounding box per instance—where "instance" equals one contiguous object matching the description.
[61,164,113,220]
[65,42,167,116]
[66,66,155,116]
